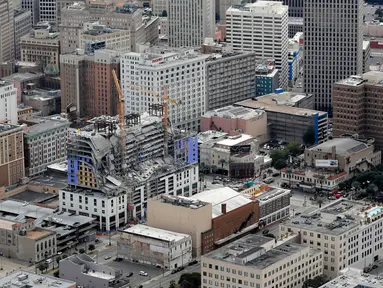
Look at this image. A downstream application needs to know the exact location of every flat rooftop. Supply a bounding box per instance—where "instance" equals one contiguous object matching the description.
[203,105,265,121]
[0,199,94,227]
[0,218,17,230]
[204,234,315,269]
[25,227,54,240]
[190,187,252,218]
[320,268,383,288]
[0,123,22,134]
[309,137,369,156]
[24,119,70,137]
[10,190,58,204]
[236,95,327,118]
[2,72,43,82]
[198,130,228,145]
[122,224,190,242]
[155,194,210,210]
[216,134,253,147]
[228,1,287,14]
[282,199,381,235]
[0,270,76,288]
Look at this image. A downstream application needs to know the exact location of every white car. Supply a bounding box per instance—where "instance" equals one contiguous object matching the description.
[139,271,148,276]
[104,255,112,260]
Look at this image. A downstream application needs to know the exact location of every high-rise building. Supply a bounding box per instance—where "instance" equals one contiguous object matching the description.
[0,0,15,63]
[217,0,240,24]
[0,123,24,187]
[13,9,32,60]
[226,1,289,89]
[39,0,56,23]
[21,0,39,24]
[60,49,120,118]
[121,48,209,131]
[152,0,167,16]
[270,0,303,17]
[59,1,151,54]
[168,0,215,47]
[304,0,363,114]
[56,0,74,26]
[205,51,256,110]
[333,72,383,156]
[0,80,18,125]
[363,41,371,73]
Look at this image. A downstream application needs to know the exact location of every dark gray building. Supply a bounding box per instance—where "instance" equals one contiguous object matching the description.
[14,9,32,60]
[303,0,363,115]
[21,0,39,24]
[288,17,303,38]
[206,51,256,110]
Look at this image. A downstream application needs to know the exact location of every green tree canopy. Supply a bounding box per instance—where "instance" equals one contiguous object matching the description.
[287,141,301,156]
[178,273,201,288]
[79,248,85,254]
[270,150,288,169]
[303,127,315,146]
[88,244,95,251]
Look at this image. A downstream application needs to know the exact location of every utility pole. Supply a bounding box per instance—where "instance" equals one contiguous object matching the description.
[109,231,111,246]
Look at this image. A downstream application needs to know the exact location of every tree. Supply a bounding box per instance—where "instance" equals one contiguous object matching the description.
[366,184,379,198]
[267,169,273,176]
[56,256,61,266]
[274,159,287,170]
[79,248,85,254]
[88,244,95,251]
[38,263,46,273]
[316,198,324,208]
[211,165,218,173]
[169,280,177,288]
[53,271,60,278]
[270,150,288,169]
[303,127,315,146]
[178,273,201,288]
[161,10,167,17]
[287,141,301,156]
[218,159,227,168]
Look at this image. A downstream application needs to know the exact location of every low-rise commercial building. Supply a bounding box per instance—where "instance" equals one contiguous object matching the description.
[2,72,44,104]
[0,270,76,288]
[281,199,383,278]
[0,217,56,263]
[0,123,25,187]
[22,85,61,116]
[236,92,328,144]
[118,224,192,269]
[23,116,70,177]
[200,106,268,141]
[59,254,123,288]
[148,188,260,256]
[0,199,96,253]
[318,268,383,288]
[201,234,323,288]
[281,137,381,191]
[199,133,260,178]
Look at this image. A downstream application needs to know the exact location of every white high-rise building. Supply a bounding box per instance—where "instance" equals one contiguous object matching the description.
[226,1,289,89]
[0,0,15,63]
[0,81,18,125]
[304,0,363,115]
[168,0,215,47]
[121,48,209,131]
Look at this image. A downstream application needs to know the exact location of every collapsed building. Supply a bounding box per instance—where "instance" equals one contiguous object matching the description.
[59,113,199,231]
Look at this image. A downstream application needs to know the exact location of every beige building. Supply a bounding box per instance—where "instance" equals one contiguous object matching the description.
[281,199,383,279]
[147,195,212,257]
[20,29,60,71]
[201,234,323,288]
[0,0,15,63]
[0,123,25,187]
[0,217,56,263]
[118,224,192,270]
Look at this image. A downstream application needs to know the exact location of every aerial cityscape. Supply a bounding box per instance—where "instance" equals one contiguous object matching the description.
[1,0,383,288]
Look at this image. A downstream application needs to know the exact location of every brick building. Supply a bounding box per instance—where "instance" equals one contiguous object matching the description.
[147,188,260,257]
[60,49,120,118]
[333,71,383,155]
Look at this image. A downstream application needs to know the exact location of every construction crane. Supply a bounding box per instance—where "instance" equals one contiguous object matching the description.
[124,83,179,156]
[112,69,126,169]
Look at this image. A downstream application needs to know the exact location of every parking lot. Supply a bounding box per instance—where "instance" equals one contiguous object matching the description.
[105,258,163,287]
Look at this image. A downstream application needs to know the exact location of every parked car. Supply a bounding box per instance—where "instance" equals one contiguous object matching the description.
[189,260,198,266]
[114,257,123,262]
[104,255,112,260]
[139,271,148,276]
[95,239,100,243]
[126,272,133,277]
[45,259,52,264]
[262,229,269,235]
[264,177,274,184]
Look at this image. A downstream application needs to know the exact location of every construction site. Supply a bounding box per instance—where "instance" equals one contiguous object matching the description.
[63,111,199,230]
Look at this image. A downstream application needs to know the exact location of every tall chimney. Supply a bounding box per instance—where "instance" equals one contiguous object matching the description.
[221,203,227,214]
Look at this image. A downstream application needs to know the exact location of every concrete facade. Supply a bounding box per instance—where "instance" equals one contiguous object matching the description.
[201,234,323,288]
[168,0,215,47]
[333,72,383,156]
[60,49,120,118]
[304,0,363,115]
[0,217,56,263]
[255,61,280,97]
[363,41,371,73]
[21,0,39,24]
[0,81,18,125]
[226,1,289,89]
[13,10,32,60]
[118,225,192,269]
[205,52,256,111]
[0,124,24,187]
[24,117,70,177]
[39,0,56,24]
[0,0,15,63]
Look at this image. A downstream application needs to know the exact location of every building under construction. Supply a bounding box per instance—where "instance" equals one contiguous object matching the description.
[60,113,200,231]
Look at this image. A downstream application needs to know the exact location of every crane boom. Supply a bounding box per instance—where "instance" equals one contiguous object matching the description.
[112,69,126,167]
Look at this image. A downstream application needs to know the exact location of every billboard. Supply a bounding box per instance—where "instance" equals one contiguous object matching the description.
[315,159,338,168]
